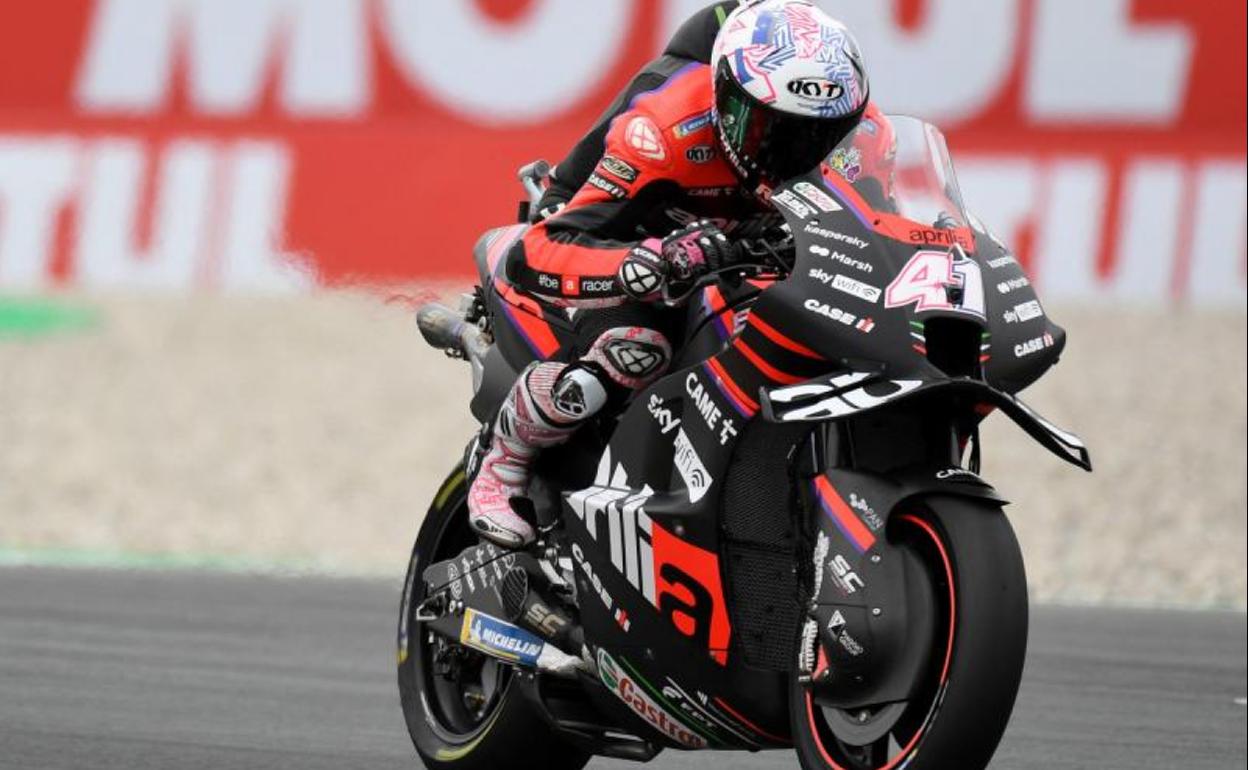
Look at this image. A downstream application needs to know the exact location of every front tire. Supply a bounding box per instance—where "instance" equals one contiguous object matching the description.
[397,465,591,770]
[791,496,1029,770]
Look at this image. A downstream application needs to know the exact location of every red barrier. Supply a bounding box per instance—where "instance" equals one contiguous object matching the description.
[0,1,1243,302]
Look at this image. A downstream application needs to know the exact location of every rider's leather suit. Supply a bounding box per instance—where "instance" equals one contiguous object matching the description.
[468,0,850,547]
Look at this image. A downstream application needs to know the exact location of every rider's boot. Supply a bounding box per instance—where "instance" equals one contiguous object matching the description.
[468,362,605,548]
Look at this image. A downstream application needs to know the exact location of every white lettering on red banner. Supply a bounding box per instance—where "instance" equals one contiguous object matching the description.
[0,0,1240,304]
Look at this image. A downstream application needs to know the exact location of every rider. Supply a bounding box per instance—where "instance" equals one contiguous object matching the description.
[468,0,873,548]
[536,1,742,219]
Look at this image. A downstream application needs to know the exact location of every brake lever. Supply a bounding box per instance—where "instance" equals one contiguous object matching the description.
[660,262,778,306]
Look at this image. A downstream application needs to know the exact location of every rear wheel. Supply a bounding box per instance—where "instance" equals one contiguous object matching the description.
[791,497,1029,770]
[397,465,591,770]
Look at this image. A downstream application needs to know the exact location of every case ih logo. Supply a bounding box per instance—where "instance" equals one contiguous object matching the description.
[0,0,1242,302]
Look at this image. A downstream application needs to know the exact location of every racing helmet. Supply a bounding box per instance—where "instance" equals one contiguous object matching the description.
[710,0,870,194]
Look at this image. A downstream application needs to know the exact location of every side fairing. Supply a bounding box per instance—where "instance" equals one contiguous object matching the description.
[765,167,1065,395]
[968,218,1066,393]
[561,363,793,750]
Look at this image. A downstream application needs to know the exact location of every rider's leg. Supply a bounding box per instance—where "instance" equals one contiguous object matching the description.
[468,327,672,547]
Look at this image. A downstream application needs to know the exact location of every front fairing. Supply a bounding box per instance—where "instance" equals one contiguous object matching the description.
[759,115,1064,393]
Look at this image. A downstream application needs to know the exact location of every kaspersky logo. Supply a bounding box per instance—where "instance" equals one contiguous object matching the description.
[597,649,707,749]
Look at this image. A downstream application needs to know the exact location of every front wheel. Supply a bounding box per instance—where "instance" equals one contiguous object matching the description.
[397,464,591,770]
[790,497,1029,770]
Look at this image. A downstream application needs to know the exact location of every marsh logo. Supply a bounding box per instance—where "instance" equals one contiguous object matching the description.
[597,649,707,749]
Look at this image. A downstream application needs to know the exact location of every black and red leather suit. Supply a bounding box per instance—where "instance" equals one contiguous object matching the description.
[535,1,741,218]
[467,1,864,547]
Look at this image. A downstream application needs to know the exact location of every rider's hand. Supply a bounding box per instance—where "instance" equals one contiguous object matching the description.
[659,221,733,281]
[617,221,733,301]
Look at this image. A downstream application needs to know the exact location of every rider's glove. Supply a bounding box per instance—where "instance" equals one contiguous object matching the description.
[617,221,733,301]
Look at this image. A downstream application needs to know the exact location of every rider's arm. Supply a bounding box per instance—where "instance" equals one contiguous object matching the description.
[535,2,738,216]
[506,110,675,307]
[537,69,668,216]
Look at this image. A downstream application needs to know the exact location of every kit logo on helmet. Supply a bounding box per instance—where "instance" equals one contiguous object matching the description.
[787,78,843,101]
[712,1,868,120]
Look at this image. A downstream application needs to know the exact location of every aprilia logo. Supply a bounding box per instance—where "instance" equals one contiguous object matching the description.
[565,449,656,603]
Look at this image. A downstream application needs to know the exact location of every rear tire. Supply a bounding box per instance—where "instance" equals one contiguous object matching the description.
[397,464,591,770]
[791,496,1029,770]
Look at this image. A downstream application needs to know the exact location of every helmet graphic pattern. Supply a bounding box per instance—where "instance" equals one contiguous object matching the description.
[712,0,868,119]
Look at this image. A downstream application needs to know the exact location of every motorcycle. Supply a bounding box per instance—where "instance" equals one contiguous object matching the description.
[397,115,1091,770]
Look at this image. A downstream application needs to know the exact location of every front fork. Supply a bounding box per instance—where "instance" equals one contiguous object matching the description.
[791,415,960,709]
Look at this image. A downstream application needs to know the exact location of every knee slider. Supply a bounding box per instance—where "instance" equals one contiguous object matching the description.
[585,327,672,390]
[549,365,609,421]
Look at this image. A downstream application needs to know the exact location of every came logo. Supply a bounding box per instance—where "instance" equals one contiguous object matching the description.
[684,373,737,445]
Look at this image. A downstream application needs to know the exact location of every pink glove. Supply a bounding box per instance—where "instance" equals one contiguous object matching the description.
[617,221,733,300]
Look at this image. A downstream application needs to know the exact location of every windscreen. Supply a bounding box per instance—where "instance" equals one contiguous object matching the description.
[824,113,969,231]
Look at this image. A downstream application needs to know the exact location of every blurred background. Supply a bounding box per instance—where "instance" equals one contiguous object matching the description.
[0,0,1244,610]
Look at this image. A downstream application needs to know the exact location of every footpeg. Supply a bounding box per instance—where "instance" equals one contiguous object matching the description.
[417,303,487,357]
[417,302,489,387]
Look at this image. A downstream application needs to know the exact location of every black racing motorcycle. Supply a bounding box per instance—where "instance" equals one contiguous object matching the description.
[398,116,1091,769]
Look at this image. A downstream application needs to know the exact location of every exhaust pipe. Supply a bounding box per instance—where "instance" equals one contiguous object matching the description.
[496,567,589,677]
[416,302,489,388]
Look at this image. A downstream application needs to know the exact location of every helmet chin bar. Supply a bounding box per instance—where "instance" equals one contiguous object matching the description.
[712,113,770,199]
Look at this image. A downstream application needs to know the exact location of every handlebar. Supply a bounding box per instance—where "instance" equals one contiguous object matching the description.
[518,160,551,208]
[659,236,794,306]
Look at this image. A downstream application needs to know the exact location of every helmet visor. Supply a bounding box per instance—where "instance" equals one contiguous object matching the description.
[715,59,866,186]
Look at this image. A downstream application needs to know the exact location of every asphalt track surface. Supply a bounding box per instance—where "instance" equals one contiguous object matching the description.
[0,568,1243,770]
